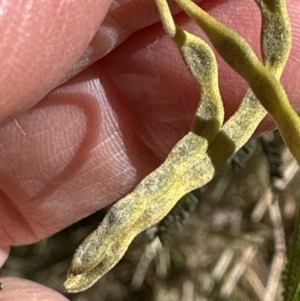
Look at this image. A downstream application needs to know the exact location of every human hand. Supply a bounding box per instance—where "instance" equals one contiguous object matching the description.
[0,0,299,300]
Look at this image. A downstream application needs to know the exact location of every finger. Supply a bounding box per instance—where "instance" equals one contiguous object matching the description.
[0,246,9,268]
[0,0,112,125]
[0,0,299,248]
[1,0,203,126]
[0,277,69,301]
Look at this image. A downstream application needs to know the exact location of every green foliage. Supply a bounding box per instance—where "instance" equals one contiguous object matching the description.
[283,206,300,301]
[229,140,257,172]
[260,134,284,187]
[156,192,199,245]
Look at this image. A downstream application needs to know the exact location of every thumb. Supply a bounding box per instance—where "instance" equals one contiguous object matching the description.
[0,0,111,124]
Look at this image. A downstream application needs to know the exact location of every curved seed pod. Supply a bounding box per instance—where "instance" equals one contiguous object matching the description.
[65,133,216,292]
[255,0,291,74]
[155,0,224,141]
[175,28,224,139]
[65,0,225,293]
[201,0,291,168]
[64,0,291,293]
[175,0,300,164]
[64,27,224,290]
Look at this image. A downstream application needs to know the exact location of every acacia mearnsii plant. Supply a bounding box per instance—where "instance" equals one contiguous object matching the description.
[57,0,300,300]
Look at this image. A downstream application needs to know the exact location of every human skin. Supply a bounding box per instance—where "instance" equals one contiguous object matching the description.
[0,0,299,300]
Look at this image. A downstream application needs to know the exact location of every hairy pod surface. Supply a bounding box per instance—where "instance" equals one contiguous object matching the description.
[64,0,294,293]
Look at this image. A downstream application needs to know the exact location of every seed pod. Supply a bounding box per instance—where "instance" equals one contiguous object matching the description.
[64,0,292,293]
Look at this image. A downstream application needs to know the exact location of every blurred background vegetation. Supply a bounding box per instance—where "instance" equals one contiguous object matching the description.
[2,130,300,301]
